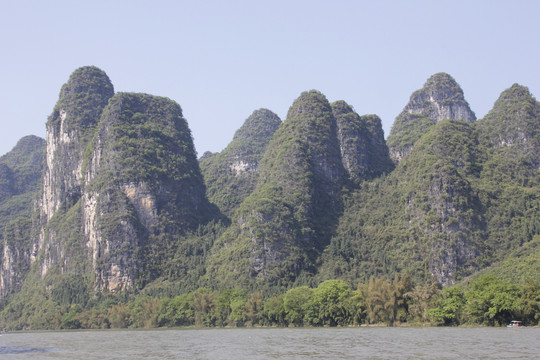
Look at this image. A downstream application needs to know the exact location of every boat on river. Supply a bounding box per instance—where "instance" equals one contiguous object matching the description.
[506,320,522,327]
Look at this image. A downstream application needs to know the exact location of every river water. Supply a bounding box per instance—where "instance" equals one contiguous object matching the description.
[0,327,538,359]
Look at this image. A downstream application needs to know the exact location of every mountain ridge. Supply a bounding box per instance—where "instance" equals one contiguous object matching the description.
[0,67,538,329]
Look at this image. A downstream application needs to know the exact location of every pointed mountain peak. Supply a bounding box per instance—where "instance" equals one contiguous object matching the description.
[48,66,114,132]
[491,83,535,110]
[206,90,346,286]
[407,72,476,123]
[424,72,462,93]
[199,108,281,216]
[331,100,355,118]
[225,108,281,173]
[0,136,45,184]
[0,135,45,163]
[229,108,281,154]
[286,90,330,119]
[387,73,476,162]
[279,89,346,186]
[478,84,539,166]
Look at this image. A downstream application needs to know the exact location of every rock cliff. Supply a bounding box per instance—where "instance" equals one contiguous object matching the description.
[387,73,476,162]
[82,92,214,290]
[41,66,114,222]
[31,67,216,292]
[332,101,393,183]
[36,66,114,284]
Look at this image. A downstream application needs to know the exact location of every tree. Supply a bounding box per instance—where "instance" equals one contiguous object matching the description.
[243,291,263,326]
[283,286,313,326]
[260,294,286,326]
[360,276,391,325]
[427,286,465,325]
[129,296,161,328]
[158,293,194,327]
[192,289,217,326]
[60,304,83,329]
[306,280,352,326]
[388,273,413,324]
[216,288,248,326]
[465,275,520,326]
[518,279,540,326]
[108,303,130,328]
[407,279,439,322]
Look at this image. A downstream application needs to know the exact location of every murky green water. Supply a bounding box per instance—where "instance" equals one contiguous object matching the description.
[0,327,538,359]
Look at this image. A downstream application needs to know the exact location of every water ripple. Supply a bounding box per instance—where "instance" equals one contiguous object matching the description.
[0,346,54,354]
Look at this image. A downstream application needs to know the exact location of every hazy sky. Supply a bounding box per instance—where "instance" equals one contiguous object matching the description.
[1,0,539,157]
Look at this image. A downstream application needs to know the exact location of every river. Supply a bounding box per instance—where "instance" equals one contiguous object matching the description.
[0,327,538,359]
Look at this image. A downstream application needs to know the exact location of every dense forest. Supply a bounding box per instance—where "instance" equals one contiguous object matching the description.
[2,271,539,330]
[0,67,538,330]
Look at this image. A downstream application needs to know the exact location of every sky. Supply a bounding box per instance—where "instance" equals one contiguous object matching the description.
[1,0,539,157]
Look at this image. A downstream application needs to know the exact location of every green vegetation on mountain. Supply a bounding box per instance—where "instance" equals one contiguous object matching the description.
[48,66,114,133]
[387,73,476,162]
[460,235,540,286]
[83,91,223,291]
[474,84,540,262]
[0,136,45,233]
[0,136,45,298]
[3,271,539,330]
[205,90,346,290]
[0,68,538,330]
[332,101,393,182]
[200,109,281,217]
[319,118,485,286]
[317,81,538,290]
[477,84,539,160]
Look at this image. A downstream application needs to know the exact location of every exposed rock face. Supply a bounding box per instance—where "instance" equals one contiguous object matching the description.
[41,66,114,221]
[200,108,281,216]
[36,67,114,279]
[82,92,212,291]
[387,73,476,162]
[30,67,214,292]
[332,101,393,183]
